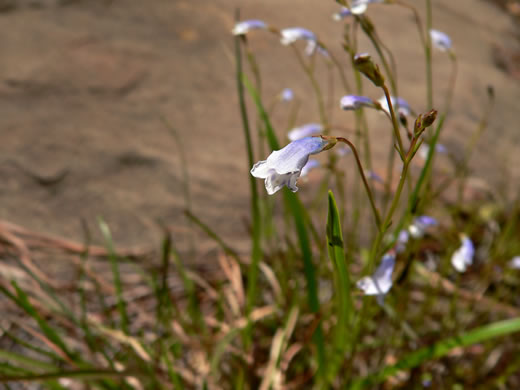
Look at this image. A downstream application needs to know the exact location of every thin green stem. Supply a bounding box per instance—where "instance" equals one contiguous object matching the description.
[425,0,433,109]
[382,84,405,154]
[336,137,381,228]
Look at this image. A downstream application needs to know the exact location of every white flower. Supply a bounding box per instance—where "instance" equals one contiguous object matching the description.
[251,137,330,195]
[300,159,320,177]
[408,216,438,239]
[304,40,329,58]
[357,252,395,306]
[451,235,475,272]
[430,29,452,52]
[377,95,412,116]
[333,0,383,19]
[395,230,410,254]
[509,256,520,270]
[232,20,267,35]
[340,95,374,111]
[280,27,317,46]
[280,88,294,102]
[418,143,447,160]
[287,123,323,141]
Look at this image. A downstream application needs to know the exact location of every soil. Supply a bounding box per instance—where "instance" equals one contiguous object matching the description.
[0,0,519,263]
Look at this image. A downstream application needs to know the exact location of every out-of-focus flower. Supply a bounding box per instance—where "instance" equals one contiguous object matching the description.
[336,146,351,157]
[300,159,320,177]
[377,95,412,116]
[280,88,294,102]
[280,27,317,46]
[430,29,452,52]
[332,0,382,19]
[232,20,268,35]
[357,252,395,306]
[288,123,323,141]
[340,95,374,111]
[409,216,438,238]
[509,256,520,270]
[418,143,447,160]
[451,234,474,272]
[251,137,332,195]
[365,170,384,184]
[395,229,410,254]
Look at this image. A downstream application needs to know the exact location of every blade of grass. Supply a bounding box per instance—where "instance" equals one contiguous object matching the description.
[0,369,138,383]
[242,73,326,382]
[235,28,263,323]
[326,191,353,381]
[98,217,129,335]
[349,317,520,389]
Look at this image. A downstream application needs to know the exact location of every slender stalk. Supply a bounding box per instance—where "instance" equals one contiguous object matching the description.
[382,84,405,154]
[291,46,329,129]
[425,0,433,109]
[336,137,381,228]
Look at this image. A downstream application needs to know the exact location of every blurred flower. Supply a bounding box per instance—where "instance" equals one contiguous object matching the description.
[418,143,447,160]
[509,256,520,270]
[232,20,267,35]
[288,123,323,141]
[451,235,474,272]
[409,216,438,238]
[377,95,412,116]
[280,27,317,45]
[365,170,384,184]
[251,137,331,195]
[357,252,395,306]
[280,88,294,102]
[430,29,452,52]
[300,159,320,177]
[336,146,351,157]
[340,95,374,111]
[395,229,409,254]
[332,0,382,19]
[304,40,330,58]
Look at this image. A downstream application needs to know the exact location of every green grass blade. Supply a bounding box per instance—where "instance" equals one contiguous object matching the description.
[326,191,353,379]
[0,369,136,383]
[242,73,326,382]
[98,218,129,335]
[349,317,520,389]
[235,32,263,319]
[0,282,72,360]
[0,350,57,372]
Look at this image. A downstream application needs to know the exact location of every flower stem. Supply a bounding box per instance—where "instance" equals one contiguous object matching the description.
[425,0,433,109]
[382,84,405,155]
[336,137,382,228]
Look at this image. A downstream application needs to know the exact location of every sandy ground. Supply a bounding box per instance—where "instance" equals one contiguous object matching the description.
[0,0,518,262]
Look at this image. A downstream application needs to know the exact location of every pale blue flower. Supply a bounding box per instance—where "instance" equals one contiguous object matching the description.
[333,0,382,18]
[288,123,323,141]
[232,20,267,35]
[430,29,452,52]
[365,170,384,184]
[395,230,410,254]
[409,216,438,238]
[357,252,395,305]
[251,137,330,195]
[418,143,447,160]
[340,95,374,111]
[336,146,351,158]
[300,159,320,177]
[280,27,317,46]
[451,235,474,272]
[304,40,329,58]
[509,256,520,270]
[377,95,412,116]
[280,88,294,102]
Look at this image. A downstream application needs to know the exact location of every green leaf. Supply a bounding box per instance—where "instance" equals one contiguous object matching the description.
[349,317,520,389]
[326,191,353,379]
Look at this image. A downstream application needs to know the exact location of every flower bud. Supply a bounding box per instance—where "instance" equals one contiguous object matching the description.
[354,53,385,87]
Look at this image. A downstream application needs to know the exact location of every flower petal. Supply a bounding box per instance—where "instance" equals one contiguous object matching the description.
[288,123,323,141]
[430,29,452,52]
[232,20,267,35]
